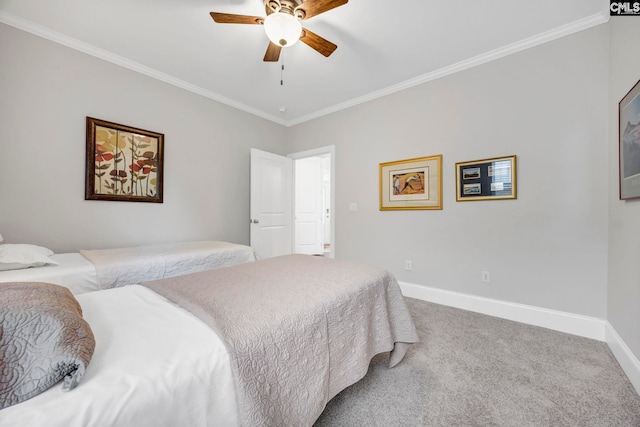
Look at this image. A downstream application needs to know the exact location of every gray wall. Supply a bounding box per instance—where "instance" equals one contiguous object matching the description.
[608,18,640,363]
[1,21,629,337]
[287,24,610,320]
[0,23,287,253]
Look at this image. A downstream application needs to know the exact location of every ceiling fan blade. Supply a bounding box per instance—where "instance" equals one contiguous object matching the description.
[300,28,337,57]
[210,12,264,25]
[263,42,282,62]
[295,0,348,20]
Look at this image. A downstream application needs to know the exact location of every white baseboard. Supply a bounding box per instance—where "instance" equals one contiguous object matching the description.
[398,281,606,341]
[606,322,640,396]
[400,281,640,396]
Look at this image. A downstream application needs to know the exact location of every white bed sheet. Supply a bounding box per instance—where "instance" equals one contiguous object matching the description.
[0,253,99,295]
[0,241,257,296]
[0,285,239,427]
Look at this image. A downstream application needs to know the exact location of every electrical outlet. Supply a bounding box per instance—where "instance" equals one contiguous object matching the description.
[481,271,490,283]
[405,260,412,271]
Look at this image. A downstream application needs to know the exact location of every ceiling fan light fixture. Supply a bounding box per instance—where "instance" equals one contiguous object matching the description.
[263,12,302,47]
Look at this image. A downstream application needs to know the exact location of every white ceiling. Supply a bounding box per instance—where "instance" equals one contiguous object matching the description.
[0,0,607,126]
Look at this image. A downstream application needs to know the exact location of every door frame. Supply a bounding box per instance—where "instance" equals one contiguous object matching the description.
[288,145,335,259]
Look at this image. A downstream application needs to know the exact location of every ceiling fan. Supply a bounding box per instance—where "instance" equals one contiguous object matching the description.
[210,0,348,62]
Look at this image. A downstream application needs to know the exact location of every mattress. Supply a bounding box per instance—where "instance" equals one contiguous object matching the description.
[0,285,239,427]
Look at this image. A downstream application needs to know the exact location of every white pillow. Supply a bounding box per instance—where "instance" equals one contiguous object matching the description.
[0,244,59,271]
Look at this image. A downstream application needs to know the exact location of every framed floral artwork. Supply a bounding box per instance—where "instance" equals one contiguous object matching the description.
[379,155,442,210]
[85,117,164,203]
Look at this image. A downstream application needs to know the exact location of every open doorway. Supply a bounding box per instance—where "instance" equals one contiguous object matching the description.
[289,146,335,258]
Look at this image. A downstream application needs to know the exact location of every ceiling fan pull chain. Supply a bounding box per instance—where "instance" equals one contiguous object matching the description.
[280,51,285,86]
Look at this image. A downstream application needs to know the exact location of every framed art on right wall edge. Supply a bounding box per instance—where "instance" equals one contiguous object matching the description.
[455,155,517,202]
[619,78,640,200]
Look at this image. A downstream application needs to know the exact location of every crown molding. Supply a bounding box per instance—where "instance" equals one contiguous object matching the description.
[0,10,288,126]
[1,9,608,128]
[285,10,610,127]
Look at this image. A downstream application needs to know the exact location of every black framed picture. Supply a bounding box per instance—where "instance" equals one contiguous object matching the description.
[455,155,517,202]
[619,79,640,200]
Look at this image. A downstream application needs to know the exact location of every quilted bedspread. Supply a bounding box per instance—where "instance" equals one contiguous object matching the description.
[0,282,95,409]
[143,254,418,427]
[80,240,255,289]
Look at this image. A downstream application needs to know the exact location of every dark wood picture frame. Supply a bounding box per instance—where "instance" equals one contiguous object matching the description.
[619,78,640,200]
[85,117,164,203]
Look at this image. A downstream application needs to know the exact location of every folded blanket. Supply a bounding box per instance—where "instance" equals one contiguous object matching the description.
[0,282,95,409]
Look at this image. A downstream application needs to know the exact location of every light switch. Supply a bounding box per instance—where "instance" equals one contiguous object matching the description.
[348,203,358,212]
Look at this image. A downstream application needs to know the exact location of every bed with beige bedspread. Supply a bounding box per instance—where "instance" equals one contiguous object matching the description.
[1,254,417,427]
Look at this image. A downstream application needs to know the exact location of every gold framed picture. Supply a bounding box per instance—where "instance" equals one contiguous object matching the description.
[85,117,164,203]
[379,155,442,210]
[455,155,517,202]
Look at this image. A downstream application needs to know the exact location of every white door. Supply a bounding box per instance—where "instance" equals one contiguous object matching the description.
[288,145,335,259]
[294,156,324,255]
[250,149,293,259]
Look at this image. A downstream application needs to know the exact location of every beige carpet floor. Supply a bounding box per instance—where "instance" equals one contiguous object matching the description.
[315,298,640,426]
